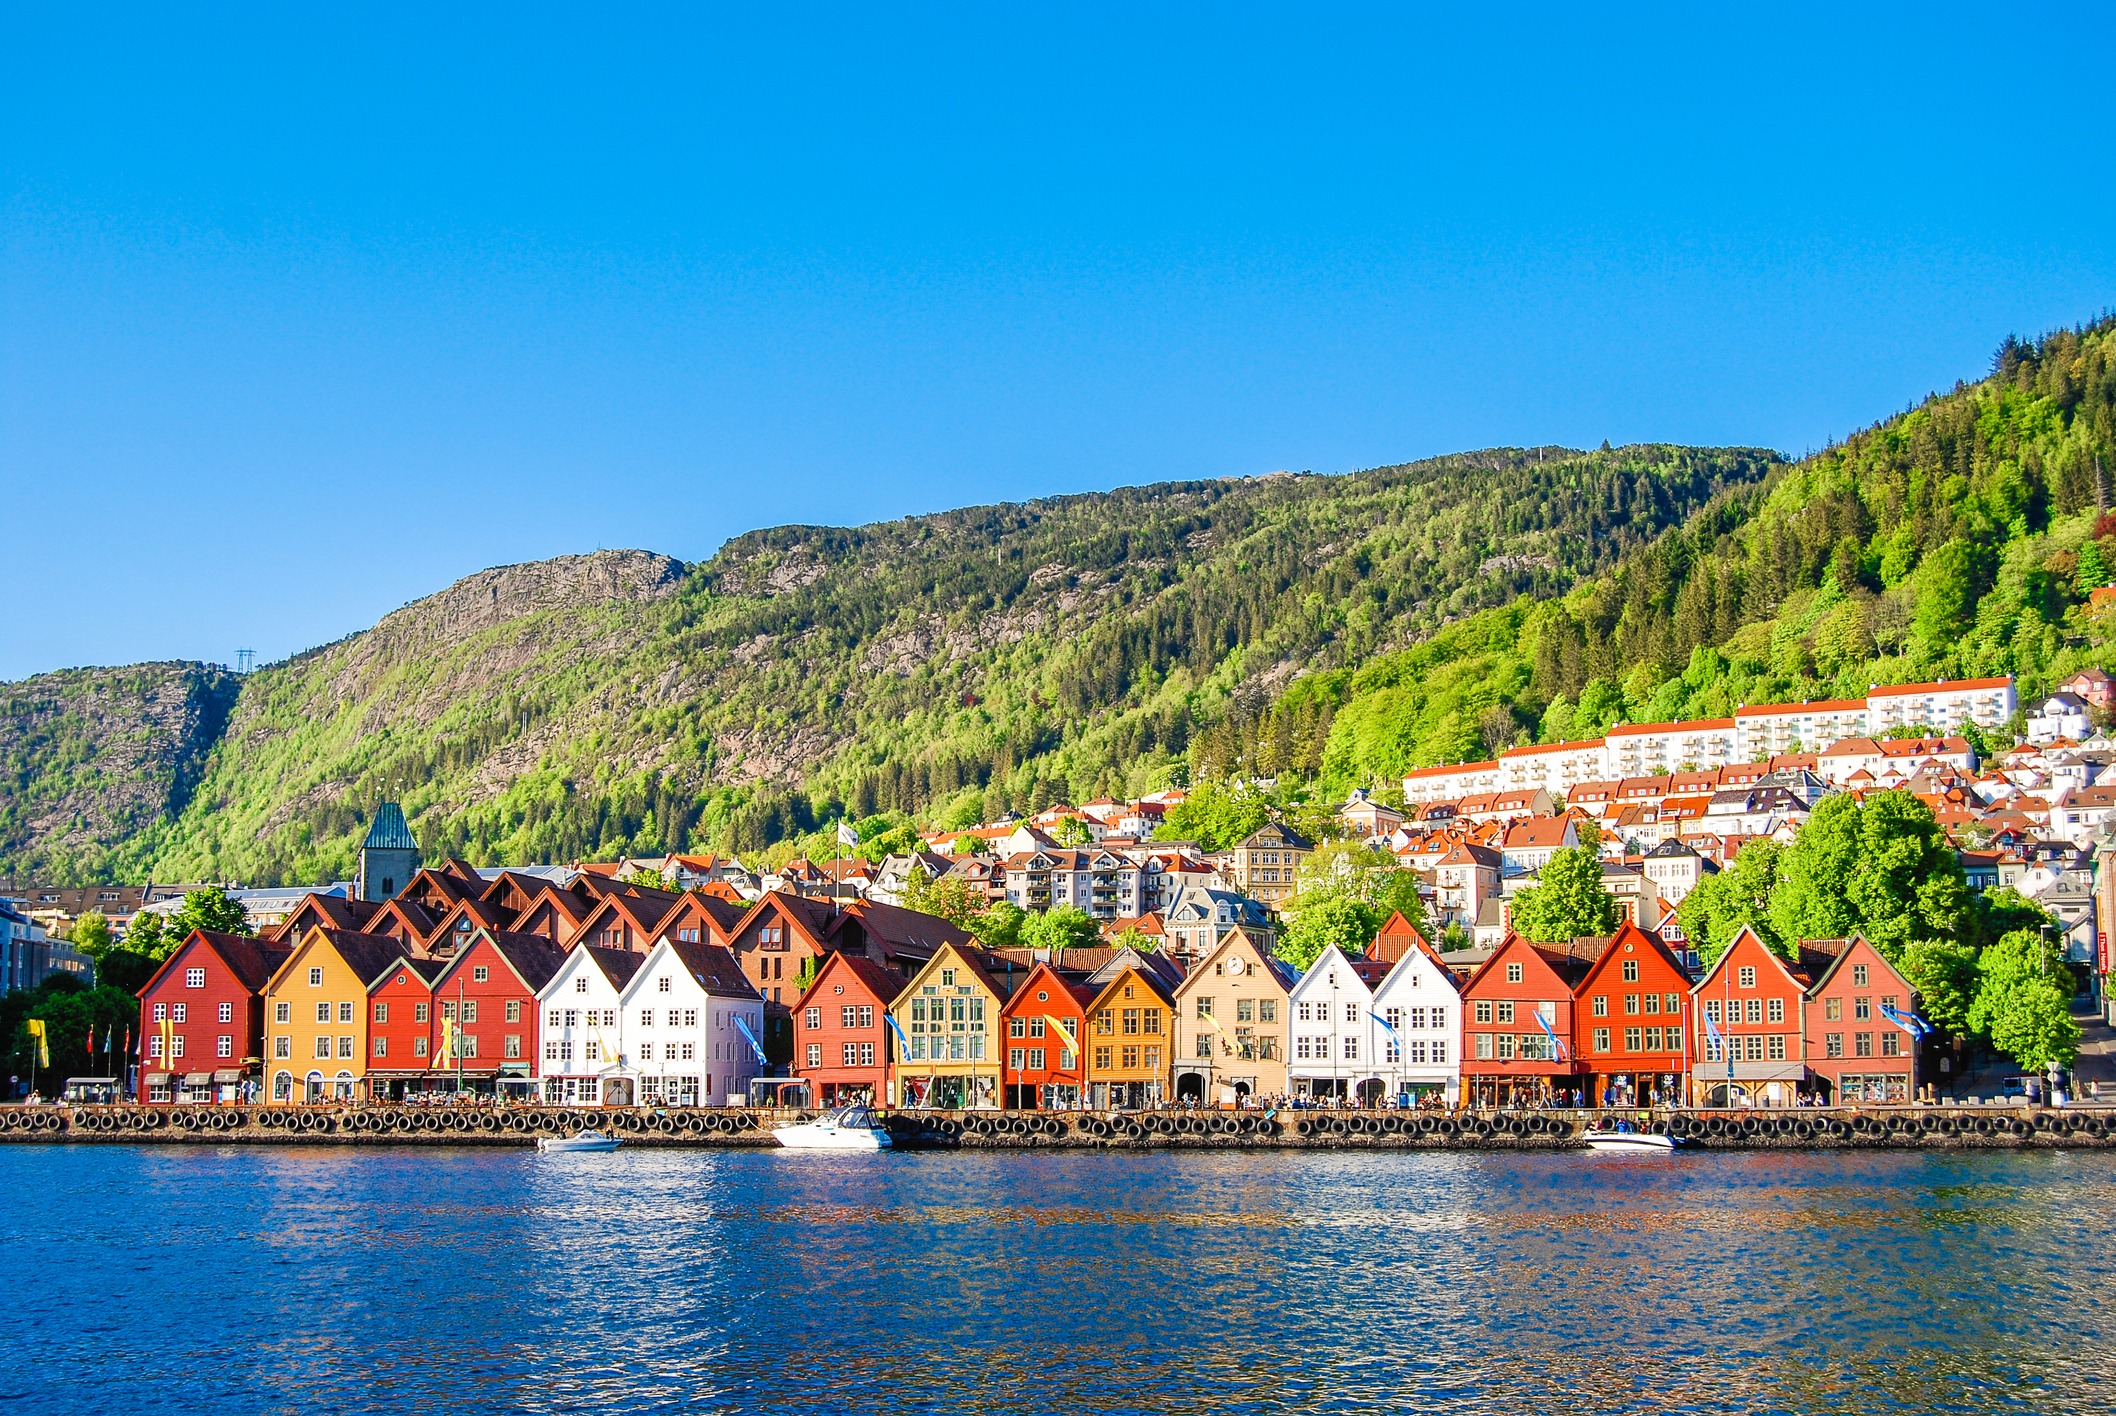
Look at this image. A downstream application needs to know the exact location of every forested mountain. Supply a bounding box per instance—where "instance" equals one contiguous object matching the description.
[0,446,1766,884]
[6,313,2113,888]
[1296,316,2116,794]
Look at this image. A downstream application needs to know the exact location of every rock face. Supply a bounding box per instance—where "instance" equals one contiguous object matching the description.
[358,551,687,653]
[0,662,239,883]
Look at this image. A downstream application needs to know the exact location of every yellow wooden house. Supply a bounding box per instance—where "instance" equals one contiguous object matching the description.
[888,942,1014,1110]
[262,927,412,1104]
[1083,956,1175,1110]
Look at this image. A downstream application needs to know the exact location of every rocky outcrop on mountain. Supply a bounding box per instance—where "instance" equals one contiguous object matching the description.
[0,662,238,883]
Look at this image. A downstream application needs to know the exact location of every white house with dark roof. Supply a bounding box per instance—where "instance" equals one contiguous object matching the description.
[1367,939,1461,1105]
[619,936,767,1107]
[536,943,645,1106]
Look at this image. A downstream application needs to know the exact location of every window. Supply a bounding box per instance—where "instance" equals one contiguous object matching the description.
[505,1035,521,1058]
[415,1002,429,1023]
[1703,1000,1721,1024]
[505,999,521,1023]
[152,1002,166,1022]
[1475,1000,1493,1024]
[1665,993,1681,1014]
[185,967,206,989]
[1881,1033,1900,1058]
[1744,1035,1764,1062]
[806,1007,822,1031]
[1506,962,1524,984]
[1475,1033,1494,1060]
[1095,1046,1112,1070]
[1593,1027,1611,1053]
[1825,996,1843,1021]
[1343,1037,1358,1061]
[1644,1027,1662,1051]
[1259,1000,1276,1023]
[1121,1045,1140,1069]
[1855,1032,1874,1058]
[274,1036,290,1059]
[1496,1001,1515,1025]
[338,1036,355,1059]
[659,977,672,994]
[1854,997,1872,1020]
[315,1037,332,1059]
[1767,998,1785,1024]
[1496,1033,1516,1061]
[1624,1027,1642,1051]
[1624,994,1641,1016]
[217,1035,233,1058]
[1745,999,1763,1025]
[374,1002,389,1024]
[374,1036,388,1058]
[309,967,324,987]
[576,978,588,994]
[806,1043,823,1068]
[1853,964,1869,987]
[315,1002,331,1024]
[1592,995,1608,1017]
[274,1001,290,1024]
[1826,1032,1844,1058]
[1009,1017,1025,1039]
[473,966,489,983]
[1738,966,1756,988]
[172,1003,187,1024]
[1621,959,1639,982]
[415,1037,429,1058]
[337,1001,354,1024]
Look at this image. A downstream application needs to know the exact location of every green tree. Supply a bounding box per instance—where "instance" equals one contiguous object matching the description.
[1290,843,1431,940]
[971,899,1026,949]
[1050,816,1093,847]
[2078,540,2111,594]
[1771,790,1967,959]
[1968,887,2053,951]
[1967,929,2067,1038]
[1154,782,1270,853]
[141,887,253,957]
[1914,539,1983,643]
[1896,939,1979,1039]
[5,982,140,1083]
[66,910,115,961]
[1507,845,1619,944]
[1275,894,1378,972]
[1018,905,1100,956]
[124,911,165,958]
[1678,840,1785,965]
[1987,977,2081,1073]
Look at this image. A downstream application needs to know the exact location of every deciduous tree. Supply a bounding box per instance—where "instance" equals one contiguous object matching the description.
[1507,844,1619,944]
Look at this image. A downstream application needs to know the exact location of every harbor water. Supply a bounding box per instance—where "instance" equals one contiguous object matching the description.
[3,1144,2112,1413]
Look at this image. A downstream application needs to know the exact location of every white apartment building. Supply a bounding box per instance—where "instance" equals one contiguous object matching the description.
[1401,758,1503,805]
[1735,699,1871,761]
[1865,676,2016,737]
[1605,718,1737,777]
[1286,948,1388,1102]
[1499,739,1609,795]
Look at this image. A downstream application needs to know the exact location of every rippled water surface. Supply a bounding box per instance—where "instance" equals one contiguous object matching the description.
[3,1144,2113,1413]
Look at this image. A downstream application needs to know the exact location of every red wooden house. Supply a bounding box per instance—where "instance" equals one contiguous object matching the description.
[427,929,571,1099]
[511,886,594,946]
[135,930,289,1104]
[263,893,381,945]
[793,951,905,1106]
[426,895,514,961]
[997,961,1092,1110]
[1571,921,1693,1107]
[564,890,681,953]
[365,955,445,1099]
[361,896,444,956]
[1690,926,1811,1107]
[1802,936,1920,1104]
[1459,932,1600,1107]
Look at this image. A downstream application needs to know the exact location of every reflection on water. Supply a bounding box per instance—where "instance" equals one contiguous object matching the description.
[1,1145,2111,1413]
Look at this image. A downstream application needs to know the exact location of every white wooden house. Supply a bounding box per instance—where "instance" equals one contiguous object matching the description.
[535,944,644,1106]
[619,936,766,1107]
[1366,939,1462,1105]
[1286,948,1389,1103]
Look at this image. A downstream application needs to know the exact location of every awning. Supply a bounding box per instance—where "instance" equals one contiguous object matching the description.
[211,1070,244,1084]
[498,1063,531,1077]
[182,1072,212,1085]
[143,1072,171,1085]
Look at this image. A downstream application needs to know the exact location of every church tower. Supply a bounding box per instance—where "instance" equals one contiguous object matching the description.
[357,803,421,902]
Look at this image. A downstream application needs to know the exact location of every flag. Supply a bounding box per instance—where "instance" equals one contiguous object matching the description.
[1196,1008,1236,1055]
[435,1019,455,1068]
[160,1018,175,1069]
[1532,1007,1567,1062]
[885,1013,913,1055]
[1878,1002,1932,1039]
[1041,1015,1080,1065]
[1370,1010,1406,1059]
[836,820,860,849]
[25,1019,49,1069]
[732,1013,769,1065]
[86,1023,94,1058]
[122,1026,131,1063]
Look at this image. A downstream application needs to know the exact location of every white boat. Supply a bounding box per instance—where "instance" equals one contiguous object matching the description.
[774,1105,893,1151]
[1582,1125,1681,1152]
[538,1128,621,1153]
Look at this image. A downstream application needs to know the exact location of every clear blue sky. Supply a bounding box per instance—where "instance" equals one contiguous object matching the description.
[4,5,2112,680]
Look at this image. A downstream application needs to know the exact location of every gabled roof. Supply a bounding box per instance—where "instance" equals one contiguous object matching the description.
[137,929,292,999]
[264,892,381,943]
[995,959,1096,1015]
[897,940,1022,1004]
[367,954,446,994]
[361,895,443,948]
[434,929,573,995]
[731,890,840,951]
[269,927,414,993]
[659,936,765,1001]
[1462,931,1599,991]
[566,889,681,947]
[826,898,974,963]
[1083,953,1177,1015]
[1690,926,1812,993]
[1572,921,1692,995]
[796,949,906,1011]
[1502,818,1574,849]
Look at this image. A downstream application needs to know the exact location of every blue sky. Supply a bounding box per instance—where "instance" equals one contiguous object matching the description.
[4,5,2112,680]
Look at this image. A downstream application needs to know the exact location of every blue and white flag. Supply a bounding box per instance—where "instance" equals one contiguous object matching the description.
[1878,1002,1932,1038]
[1368,1010,1404,1049]
[732,1013,770,1065]
[885,1014,913,1054]
[1533,1008,1567,1062]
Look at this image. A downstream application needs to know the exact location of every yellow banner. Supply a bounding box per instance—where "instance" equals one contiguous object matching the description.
[1040,1015,1079,1067]
[26,1019,49,1068]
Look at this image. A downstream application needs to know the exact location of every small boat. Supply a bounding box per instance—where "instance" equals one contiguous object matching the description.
[1582,1123,1682,1152]
[538,1128,621,1153]
[774,1105,893,1151]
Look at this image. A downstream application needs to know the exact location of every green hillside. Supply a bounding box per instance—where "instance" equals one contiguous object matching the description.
[0,447,1766,884]
[1262,316,2116,798]
[8,313,2112,887]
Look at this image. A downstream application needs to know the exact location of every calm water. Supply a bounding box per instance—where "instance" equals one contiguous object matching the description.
[2,1143,2111,1414]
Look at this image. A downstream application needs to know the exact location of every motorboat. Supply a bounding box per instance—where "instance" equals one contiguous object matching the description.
[774,1105,893,1151]
[1582,1121,1682,1152]
[537,1128,621,1153]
